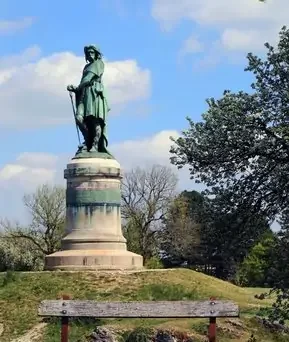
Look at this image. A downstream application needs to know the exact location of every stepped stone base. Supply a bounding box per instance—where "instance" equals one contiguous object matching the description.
[45,249,143,271]
[44,155,143,271]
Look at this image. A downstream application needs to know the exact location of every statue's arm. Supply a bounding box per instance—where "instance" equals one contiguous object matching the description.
[77,71,95,91]
[95,60,104,77]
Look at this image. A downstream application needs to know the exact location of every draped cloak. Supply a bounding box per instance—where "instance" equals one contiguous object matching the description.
[75,59,110,152]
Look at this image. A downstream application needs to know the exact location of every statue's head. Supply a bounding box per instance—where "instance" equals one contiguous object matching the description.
[84,45,102,63]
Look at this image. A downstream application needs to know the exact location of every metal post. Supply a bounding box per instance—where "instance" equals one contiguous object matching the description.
[208,317,216,342]
[61,295,70,342]
[208,297,217,342]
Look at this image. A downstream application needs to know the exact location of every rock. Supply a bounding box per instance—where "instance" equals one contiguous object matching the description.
[0,323,3,336]
[225,318,243,328]
[90,327,117,342]
[155,331,177,341]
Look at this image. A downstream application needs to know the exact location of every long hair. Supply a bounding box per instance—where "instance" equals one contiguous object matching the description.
[84,45,102,62]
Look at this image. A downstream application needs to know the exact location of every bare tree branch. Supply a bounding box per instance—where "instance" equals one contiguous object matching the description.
[121,165,178,262]
[1,184,66,256]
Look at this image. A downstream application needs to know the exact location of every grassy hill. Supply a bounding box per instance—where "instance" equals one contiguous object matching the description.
[0,269,286,341]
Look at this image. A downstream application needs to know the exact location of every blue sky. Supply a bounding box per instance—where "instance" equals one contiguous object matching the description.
[0,0,287,222]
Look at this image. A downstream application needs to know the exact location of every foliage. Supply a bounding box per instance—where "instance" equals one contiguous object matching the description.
[160,192,201,266]
[0,233,44,271]
[169,25,289,324]
[144,256,164,269]
[1,184,65,256]
[170,26,289,222]
[160,190,269,279]
[236,232,276,287]
[122,218,143,256]
[121,165,178,262]
[257,225,289,324]
[122,327,153,342]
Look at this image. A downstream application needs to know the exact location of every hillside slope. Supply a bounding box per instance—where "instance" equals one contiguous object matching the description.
[0,269,285,341]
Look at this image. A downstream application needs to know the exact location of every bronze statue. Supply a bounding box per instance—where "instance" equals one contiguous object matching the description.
[67,45,110,155]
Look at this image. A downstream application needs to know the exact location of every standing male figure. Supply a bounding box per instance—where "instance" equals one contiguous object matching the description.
[67,45,110,154]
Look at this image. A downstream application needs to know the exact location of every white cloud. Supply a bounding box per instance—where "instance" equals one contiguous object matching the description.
[0,154,60,191]
[152,0,289,55]
[179,35,204,58]
[0,17,34,35]
[0,131,200,223]
[221,28,277,52]
[0,47,151,129]
[111,130,179,168]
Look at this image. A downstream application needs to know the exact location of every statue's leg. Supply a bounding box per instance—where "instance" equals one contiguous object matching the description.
[84,117,101,152]
[96,119,108,153]
[94,123,102,149]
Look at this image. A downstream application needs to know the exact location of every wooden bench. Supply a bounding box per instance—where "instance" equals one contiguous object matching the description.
[38,296,239,342]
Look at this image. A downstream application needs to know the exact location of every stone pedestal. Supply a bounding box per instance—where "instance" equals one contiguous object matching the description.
[45,155,143,270]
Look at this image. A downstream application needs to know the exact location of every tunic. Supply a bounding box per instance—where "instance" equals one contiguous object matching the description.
[75,59,110,151]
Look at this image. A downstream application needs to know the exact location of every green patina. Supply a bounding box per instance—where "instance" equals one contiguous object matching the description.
[64,166,121,179]
[67,204,121,216]
[67,45,112,155]
[66,188,121,205]
[73,151,115,160]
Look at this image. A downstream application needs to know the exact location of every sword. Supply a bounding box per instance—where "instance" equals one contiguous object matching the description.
[69,91,81,145]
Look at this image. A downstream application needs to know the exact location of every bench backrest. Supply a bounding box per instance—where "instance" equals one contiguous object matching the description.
[38,299,239,318]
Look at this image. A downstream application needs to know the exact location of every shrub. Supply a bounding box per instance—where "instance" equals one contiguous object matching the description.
[145,256,164,269]
[0,235,44,271]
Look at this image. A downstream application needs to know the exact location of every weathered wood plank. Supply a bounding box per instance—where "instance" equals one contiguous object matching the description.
[38,300,239,318]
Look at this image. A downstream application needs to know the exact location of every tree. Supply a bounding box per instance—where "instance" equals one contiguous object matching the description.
[204,201,271,279]
[0,233,44,271]
[161,190,269,278]
[121,165,178,263]
[256,222,289,324]
[170,26,289,221]
[170,26,289,319]
[1,184,66,256]
[160,194,201,267]
[236,231,276,286]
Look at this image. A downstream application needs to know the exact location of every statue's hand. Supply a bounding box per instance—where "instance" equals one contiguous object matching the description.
[67,84,76,92]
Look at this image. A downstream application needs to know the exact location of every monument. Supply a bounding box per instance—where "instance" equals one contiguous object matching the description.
[45,45,143,270]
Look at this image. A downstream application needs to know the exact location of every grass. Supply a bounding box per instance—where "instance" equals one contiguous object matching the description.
[0,269,282,341]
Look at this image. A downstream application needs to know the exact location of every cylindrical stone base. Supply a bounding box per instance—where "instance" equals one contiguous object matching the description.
[45,156,143,270]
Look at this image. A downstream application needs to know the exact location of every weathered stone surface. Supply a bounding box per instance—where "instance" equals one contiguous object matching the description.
[89,327,117,342]
[155,331,177,342]
[86,328,195,342]
[45,156,143,270]
[45,249,143,270]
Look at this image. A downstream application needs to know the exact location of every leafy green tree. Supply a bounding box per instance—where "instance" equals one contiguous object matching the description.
[171,26,289,222]
[170,25,289,320]
[204,202,270,279]
[161,190,269,278]
[236,231,276,286]
[122,217,143,256]
[160,194,201,266]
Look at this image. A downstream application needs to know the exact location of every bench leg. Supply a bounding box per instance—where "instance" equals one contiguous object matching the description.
[61,316,69,342]
[61,294,70,342]
[208,317,216,342]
